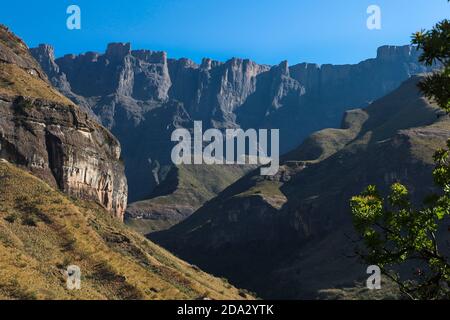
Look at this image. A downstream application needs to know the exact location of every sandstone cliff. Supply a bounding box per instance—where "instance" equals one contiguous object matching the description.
[0,25,127,219]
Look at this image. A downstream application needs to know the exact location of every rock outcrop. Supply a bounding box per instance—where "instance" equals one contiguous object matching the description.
[0,25,127,219]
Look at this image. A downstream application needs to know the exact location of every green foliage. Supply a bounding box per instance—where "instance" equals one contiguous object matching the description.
[351,2,450,300]
[351,173,450,299]
[412,17,450,112]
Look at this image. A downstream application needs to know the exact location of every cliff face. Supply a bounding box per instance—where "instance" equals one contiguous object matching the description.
[31,42,436,205]
[45,43,429,134]
[0,25,127,219]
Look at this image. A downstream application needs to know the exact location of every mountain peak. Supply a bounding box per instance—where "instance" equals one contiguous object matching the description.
[376,45,419,61]
[277,60,290,75]
[32,43,55,59]
[131,49,167,63]
[106,42,131,61]
[29,44,60,77]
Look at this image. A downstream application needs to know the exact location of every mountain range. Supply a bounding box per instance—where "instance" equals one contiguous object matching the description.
[1,23,447,300]
[30,41,436,234]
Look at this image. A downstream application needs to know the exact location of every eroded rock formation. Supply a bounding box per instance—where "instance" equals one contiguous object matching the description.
[0,25,127,219]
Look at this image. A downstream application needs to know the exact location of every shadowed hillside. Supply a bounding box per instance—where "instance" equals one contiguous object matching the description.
[151,76,450,299]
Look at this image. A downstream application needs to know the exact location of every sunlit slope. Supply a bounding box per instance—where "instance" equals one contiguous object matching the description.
[0,161,251,300]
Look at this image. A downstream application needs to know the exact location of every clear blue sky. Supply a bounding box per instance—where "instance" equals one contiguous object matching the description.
[1,0,448,65]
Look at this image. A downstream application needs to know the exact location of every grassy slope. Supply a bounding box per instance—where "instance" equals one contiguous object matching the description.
[0,161,251,300]
[126,164,254,234]
[317,278,402,300]
[0,25,72,105]
[0,63,72,105]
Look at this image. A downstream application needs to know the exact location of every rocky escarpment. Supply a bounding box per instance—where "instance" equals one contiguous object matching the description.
[32,42,436,192]
[0,25,127,219]
[31,40,437,223]
[151,77,450,298]
[45,43,429,135]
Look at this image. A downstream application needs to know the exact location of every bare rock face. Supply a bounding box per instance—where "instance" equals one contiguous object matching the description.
[32,42,434,140]
[0,25,127,219]
[106,42,131,62]
[131,49,172,101]
[0,95,128,219]
[376,45,419,61]
[29,44,60,77]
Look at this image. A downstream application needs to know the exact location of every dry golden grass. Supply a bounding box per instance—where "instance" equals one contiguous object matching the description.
[0,161,250,300]
[0,25,30,57]
[0,62,73,105]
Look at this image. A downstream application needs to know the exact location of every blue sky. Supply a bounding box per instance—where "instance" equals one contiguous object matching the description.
[1,0,448,65]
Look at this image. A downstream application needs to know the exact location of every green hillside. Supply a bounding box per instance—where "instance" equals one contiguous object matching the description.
[126,164,254,234]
